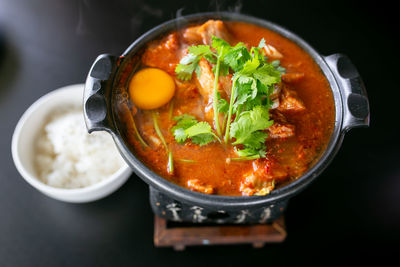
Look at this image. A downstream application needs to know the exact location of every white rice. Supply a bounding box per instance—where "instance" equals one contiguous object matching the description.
[35,106,125,189]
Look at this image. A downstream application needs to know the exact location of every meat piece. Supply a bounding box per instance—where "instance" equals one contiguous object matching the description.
[270,84,282,100]
[268,110,295,139]
[271,84,305,113]
[219,73,233,97]
[141,124,162,148]
[141,33,180,74]
[147,135,161,147]
[195,58,215,103]
[194,58,232,100]
[240,173,274,196]
[117,102,137,145]
[282,72,305,83]
[173,79,205,119]
[270,84,282,109]
[268,122,295,139]
[175,79,199,99]
[263,44,283,59]
[240,159,287,196]
[183,20,233,45]
[187,179,214,194]
[277,87,306,112]
[270,98,280,109]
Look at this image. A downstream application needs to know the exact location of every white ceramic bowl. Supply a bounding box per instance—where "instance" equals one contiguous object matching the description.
[11,84,132,203]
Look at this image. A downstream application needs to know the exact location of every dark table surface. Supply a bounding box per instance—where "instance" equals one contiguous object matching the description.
[1,0,399,266]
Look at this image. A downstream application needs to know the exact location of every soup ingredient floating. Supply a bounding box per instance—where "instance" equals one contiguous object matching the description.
[129,67,175,110]
[172,114,222,145]
[152,111,174,174]
[35,107,125,189]
[175,36,284,158]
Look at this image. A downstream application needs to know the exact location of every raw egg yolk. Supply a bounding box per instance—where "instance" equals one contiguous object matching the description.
[129,68,175,110]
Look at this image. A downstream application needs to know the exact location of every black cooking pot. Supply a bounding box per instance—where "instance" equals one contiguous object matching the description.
[83,12,369,224]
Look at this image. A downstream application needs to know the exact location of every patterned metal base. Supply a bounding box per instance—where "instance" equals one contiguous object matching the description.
[149,187,288,224]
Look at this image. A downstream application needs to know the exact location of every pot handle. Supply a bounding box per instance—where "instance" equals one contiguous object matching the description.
[324,54,370,132]
[83,54,117,134]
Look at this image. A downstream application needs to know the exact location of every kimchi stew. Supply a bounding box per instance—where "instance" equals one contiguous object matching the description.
[114,20,335,196]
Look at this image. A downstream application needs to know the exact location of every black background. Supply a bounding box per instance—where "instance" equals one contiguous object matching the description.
[0,0,399,266]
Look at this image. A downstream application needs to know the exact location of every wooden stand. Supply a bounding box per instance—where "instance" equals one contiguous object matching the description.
[154,216,287,250]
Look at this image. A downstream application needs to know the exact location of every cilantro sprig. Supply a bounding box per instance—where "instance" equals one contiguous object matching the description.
[223,42,282,158]
[230,106,273,158]
[175,45,215,81]
[171,115,221,146]
[175,37,285,159]
[175,37,242,136]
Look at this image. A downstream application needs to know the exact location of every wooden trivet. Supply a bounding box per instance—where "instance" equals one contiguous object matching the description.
[154,215,286,250]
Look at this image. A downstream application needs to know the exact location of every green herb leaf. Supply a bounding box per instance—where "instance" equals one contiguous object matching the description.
[230,106,273,157]
[236,147,267,158]
[175,62,197,81]
[171,115,218,146]
[171,115,197,143]
[253,64,281,86]
[223,43,251,72]
[188,45,213,56]
[175,45,215,80]
[173,128,188,143]
[173,114,197,124]
[216,92,229,113]
[191,133,216,146]
[211,36,231,56]
[185,121,212,136]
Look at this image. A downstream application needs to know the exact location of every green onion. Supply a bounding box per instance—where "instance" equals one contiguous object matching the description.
[167,151,174,174]
[152,111,173,174]
[123,103,148,148]
[228,155,261,161]
[224,77,239,144]
[178,159,196,163]
[131,117,148,148]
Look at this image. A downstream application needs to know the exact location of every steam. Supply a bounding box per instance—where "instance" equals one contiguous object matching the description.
[141,3,163,18]
[175,8,188,33]
[208,0,243,13]
[176,8,185,19]
[173,0,243,32]
[228,0,243,13]
[77,0,243,37]
[129,3,163,35]
[76,0,90,36]
[76,0,163,36]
